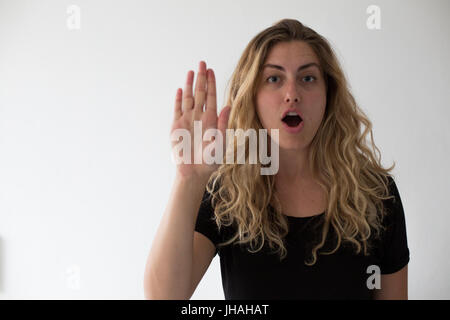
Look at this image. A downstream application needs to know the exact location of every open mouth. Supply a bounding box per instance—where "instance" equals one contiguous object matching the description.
[282,112,303,127]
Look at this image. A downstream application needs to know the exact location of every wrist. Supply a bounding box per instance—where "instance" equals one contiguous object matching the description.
[174,172,210,186]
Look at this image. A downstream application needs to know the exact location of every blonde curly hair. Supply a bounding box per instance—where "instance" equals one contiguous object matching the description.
[206,18,395,266]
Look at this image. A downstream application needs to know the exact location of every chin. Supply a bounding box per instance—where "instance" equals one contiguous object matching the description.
[278,140,306,151]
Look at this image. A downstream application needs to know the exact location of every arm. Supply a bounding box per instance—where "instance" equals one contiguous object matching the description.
[144,174,209,299]
[144,61,230,299]
[373,264,408,300]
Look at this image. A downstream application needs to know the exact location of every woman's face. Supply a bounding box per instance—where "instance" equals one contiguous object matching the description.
[255,40,327,151]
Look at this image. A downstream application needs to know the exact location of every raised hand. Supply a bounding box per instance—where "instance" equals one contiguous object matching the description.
[170,61,231,181]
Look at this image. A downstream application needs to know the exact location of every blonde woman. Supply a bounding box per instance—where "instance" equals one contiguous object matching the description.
[144,19,409,300]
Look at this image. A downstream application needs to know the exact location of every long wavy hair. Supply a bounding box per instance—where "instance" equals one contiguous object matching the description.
[205,18,396,266]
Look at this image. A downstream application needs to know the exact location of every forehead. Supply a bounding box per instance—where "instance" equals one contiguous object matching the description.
[264,40,320,68]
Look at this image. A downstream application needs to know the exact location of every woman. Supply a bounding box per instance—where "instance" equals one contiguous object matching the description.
[144,18,409,300]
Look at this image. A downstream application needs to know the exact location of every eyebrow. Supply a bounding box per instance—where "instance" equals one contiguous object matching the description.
[262,62,321,72]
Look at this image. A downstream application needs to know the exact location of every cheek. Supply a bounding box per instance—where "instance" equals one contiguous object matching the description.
[256,91,275,109]
[255,93,277,126]
[304,90,326,120]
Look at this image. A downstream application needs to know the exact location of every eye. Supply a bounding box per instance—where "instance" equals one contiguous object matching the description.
[302,75,316,83]
[266,75,279,83]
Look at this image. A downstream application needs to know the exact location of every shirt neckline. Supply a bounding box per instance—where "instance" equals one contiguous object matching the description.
[283,211,325,220]
[268,204,325,220]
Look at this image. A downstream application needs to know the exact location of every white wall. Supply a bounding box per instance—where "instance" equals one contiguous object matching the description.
[0,0,449,299]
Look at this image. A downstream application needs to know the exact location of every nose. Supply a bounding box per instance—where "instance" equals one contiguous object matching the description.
[284,81,300,104]
[285,96,299,103]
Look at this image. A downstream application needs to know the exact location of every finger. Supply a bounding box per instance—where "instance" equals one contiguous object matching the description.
[182,70,194,113]
[193,61,207,119]
[173,88,182,121]
[205,68,217,115]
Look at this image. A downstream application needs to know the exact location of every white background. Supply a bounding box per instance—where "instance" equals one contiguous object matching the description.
[0,0,449,299]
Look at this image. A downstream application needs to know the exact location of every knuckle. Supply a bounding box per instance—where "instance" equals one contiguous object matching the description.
[194,93,205,104]
[195,86,207,93]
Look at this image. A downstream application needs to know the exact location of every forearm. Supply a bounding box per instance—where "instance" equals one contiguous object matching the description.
[144,174,208,299]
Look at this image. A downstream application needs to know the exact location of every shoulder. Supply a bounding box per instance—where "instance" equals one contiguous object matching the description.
[382,175,405,223]
[378,175,410,274]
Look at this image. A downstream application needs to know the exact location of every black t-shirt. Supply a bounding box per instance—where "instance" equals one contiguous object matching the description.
[194,176,410,300]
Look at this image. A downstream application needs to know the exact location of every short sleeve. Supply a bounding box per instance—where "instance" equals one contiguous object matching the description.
[379,176,410,274]
[195,190,220,256]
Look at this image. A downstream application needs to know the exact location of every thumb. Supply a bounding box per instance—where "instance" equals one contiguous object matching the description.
[217,106,231,163]
[217,105,231,137]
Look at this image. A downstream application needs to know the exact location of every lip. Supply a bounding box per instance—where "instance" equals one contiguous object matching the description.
[281,108,304,134]
[282,119,304,133]
[281,108,303,121]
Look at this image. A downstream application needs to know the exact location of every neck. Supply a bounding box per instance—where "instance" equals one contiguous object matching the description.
[275,146,313,186]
